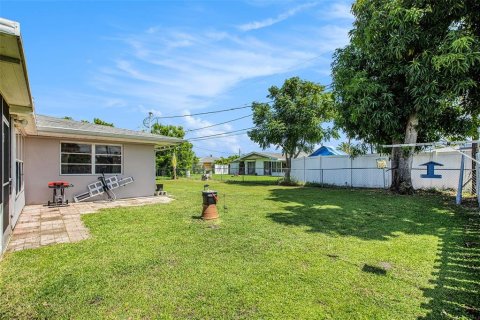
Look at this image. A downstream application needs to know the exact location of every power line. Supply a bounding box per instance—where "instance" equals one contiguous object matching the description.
[192,146,235,155]
[151,104,254,120]
[143,54,331,127]
[188,127,254,141]
[190,131,250,142]
[187,127,255,141]
[185,114,252,133]
[281,55,324,74]
[190,55,326,108]
[200,55,328,101]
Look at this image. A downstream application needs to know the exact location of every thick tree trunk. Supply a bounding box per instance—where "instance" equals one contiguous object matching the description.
[391,147,414,194]
[285,156,292,181]
[391,113,418,194]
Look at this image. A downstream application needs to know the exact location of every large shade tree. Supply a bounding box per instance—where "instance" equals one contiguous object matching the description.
[248,77,337,181]
[332,0,480,193]
[151,123,197,177]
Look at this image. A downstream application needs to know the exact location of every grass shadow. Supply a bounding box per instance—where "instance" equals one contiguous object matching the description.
[418,214,480,319]
[267,187,480,318]
[266,187,450,241]
[224,179,280,186]
[362,264,387,276]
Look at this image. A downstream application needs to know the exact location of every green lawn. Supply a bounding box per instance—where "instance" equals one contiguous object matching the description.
[1,180,479,319]
[157,173,282,184]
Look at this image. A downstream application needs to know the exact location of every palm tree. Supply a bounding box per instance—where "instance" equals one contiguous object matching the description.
[171,152,177,180]
[337,141,352,154]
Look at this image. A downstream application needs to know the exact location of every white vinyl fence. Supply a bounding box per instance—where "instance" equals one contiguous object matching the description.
[214,164,229,174]
[291,151,474,192]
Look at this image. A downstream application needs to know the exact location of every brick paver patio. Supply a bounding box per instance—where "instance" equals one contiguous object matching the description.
[7,196,173,252]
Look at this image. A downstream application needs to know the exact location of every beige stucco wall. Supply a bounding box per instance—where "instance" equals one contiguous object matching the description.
[24,136,156,205]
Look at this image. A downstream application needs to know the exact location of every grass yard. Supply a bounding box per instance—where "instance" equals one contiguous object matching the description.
[157,173,282,184]
[1,180,479,319]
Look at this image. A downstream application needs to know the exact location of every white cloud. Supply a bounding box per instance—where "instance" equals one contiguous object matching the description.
[86,2,353,137]
[104,98,128,108]
[182,113,241,153]
[238,2,318,31]
[35,89,128,114]
[137,105,162,117]
[91,27,328,112]
[328,3,353,20]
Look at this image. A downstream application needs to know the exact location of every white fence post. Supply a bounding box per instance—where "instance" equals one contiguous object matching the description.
[303,156,306,183]
[294,151,467,191]
[456,154,465,205]
[350,157,353,187]
[319,155,323,185]
[477,152,480,207]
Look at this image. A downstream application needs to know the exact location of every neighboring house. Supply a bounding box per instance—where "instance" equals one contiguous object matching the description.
[0,18,182,253]
[199,156,219,173]
[310,146,346,157]
[229,152,286,176]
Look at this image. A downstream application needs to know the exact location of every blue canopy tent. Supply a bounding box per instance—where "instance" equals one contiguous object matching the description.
[309,146,346,157]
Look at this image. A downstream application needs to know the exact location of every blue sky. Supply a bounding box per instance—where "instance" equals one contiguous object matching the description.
[2,0,354,157]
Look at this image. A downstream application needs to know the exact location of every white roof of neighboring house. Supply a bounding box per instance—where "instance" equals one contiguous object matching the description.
[232,151,310,162]
[199,156,219,164]
[233,151,286,162]
[432,146,462,153]
[35,115,184,146]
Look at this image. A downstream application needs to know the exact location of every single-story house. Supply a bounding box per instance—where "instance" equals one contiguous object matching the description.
[229,152,286,176]
[199,156,219,173]
[310,146,346,157]
[26,115,182,205]
[0,18,182,254]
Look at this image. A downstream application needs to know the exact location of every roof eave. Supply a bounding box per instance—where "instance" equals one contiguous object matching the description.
[236,151,283,161]
[0,18,36,135]
[35,126,184,145]
[0,19,21,36]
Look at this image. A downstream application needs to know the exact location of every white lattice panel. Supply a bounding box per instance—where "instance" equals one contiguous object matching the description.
[106,176,120,189]
[88,181,105,196]
[118,176,134,187]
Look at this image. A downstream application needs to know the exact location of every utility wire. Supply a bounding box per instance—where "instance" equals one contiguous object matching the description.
[144,55,331,127]
[187,127,255,141]
[185,114,252,133]
[188,127,254,141]
[192,146,235,155]
[189,131,250,141]
[199,55,328,101]
[152,104,254,120]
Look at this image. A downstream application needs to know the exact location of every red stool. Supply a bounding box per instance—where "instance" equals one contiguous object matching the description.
[47,181,73,206]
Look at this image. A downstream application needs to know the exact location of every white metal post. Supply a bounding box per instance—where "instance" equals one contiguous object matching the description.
[303,156,306,183]
[477,152,480,207]
[456,154,465,205]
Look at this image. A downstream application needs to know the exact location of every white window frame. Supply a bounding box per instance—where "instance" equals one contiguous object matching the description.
[271,161,283,173]
[247,161,256,174]
[15,133,24,196]
[59,141,123,176]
